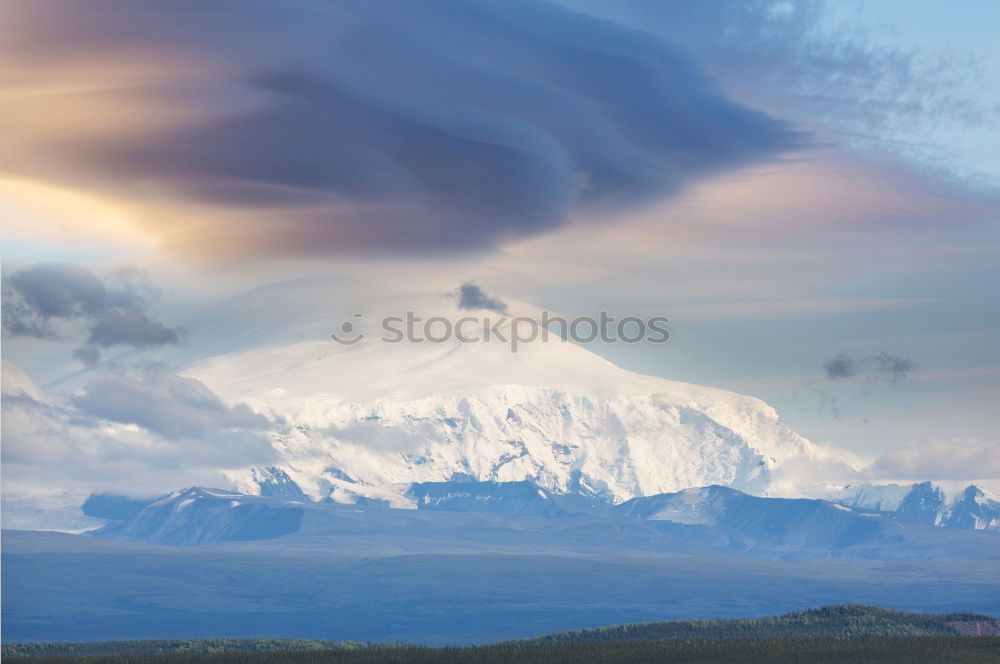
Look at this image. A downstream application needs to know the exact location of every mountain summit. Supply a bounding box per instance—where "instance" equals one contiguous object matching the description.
[180,286,856,506]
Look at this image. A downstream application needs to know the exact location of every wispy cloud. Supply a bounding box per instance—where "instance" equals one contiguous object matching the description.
[871,438,1000,481]
[565,0,998,190]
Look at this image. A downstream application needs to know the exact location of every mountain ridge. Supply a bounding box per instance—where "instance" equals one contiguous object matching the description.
[84,481,1000,558]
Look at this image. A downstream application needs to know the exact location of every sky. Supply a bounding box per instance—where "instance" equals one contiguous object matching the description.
[1,0,998,498]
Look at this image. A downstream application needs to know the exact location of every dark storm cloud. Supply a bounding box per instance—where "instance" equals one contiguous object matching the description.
[2,263,181,354]
[0,0,801,258]
[457,283,508,314]
[823,352,918,382]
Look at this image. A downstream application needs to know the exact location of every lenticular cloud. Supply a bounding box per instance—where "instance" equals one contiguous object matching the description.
[0,0,800,258]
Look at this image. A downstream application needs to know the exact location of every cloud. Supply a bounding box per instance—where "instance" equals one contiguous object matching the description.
[2,263,181,359]
[1,362,280,495]
[823,354,857,380]
[457,282,508,314]
[86,310,180,348]
[1,357,45,402]
[823,352,918,382]
[3,263,107,336]
[871,438,1000,481]
[72,346,101,368]
[0,0,800,259]
[870,353,919,382]
[72,369,271,440]
[563,0,996,188]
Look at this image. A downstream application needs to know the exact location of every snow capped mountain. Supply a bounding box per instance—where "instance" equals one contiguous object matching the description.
[177,283,856,506]
[945,485,1000,530]
[828,482,1000,531]
[7,279,991,541]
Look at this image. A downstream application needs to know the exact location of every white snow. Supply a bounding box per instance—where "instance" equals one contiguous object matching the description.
[823,483,912,512]
[647,488,723,525]
[176,291,858,505]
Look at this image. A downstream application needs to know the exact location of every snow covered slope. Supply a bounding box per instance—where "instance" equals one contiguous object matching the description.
[179,283,855,505]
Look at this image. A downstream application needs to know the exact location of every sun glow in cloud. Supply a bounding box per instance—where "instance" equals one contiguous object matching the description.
[0,0,804,260]
[0,178,155,256]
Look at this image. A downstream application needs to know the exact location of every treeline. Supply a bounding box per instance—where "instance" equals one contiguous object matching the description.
[4,637,1000,664]
[2,640,370,659]
[5,605,998,661]
[511,604,997,645]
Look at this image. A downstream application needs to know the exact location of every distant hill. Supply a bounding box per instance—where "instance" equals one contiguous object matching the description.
[513,605,1000,645]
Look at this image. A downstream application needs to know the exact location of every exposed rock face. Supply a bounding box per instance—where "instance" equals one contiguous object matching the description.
[897,482,946,525]
[944,485,1000,531]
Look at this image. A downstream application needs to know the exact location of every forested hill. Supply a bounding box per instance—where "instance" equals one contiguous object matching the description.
[511,605,1000,646]
[6,605,1000,659]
